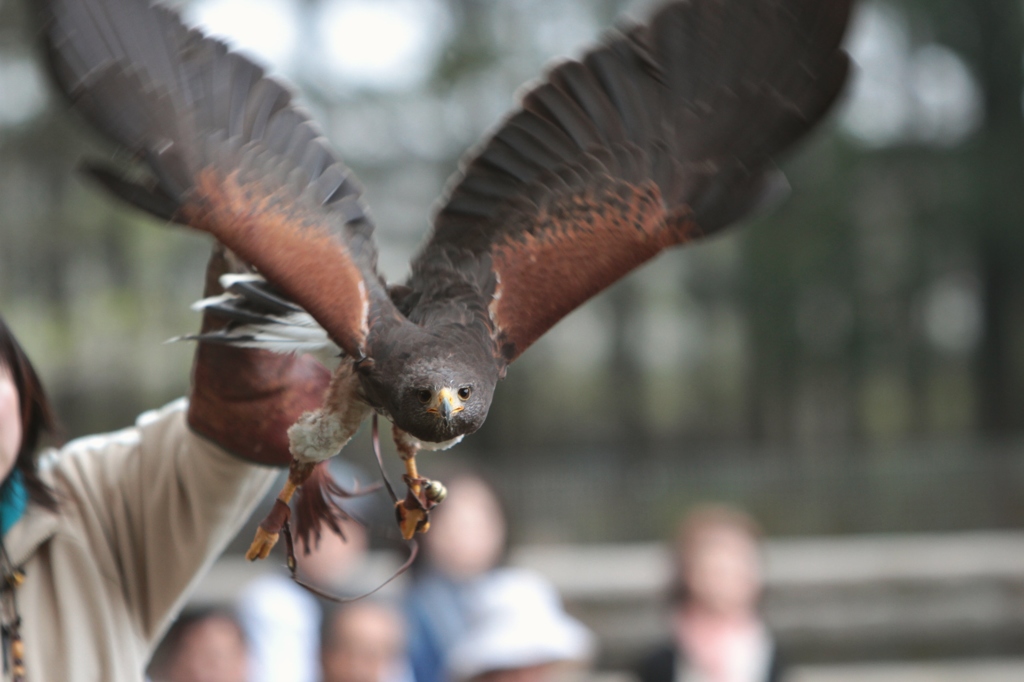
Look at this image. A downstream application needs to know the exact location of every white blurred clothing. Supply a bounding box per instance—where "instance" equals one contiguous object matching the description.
[447,568,594,681]
[676,621,772,682]
[239,574,323,682]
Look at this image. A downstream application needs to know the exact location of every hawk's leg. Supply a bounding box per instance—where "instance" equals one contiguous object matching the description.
[246,460,315,560]
[246,364,369,561]
[392,427,449,540]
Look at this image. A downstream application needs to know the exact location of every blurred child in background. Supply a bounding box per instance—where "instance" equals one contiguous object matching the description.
[635,505,783,682]
[404,472,593,682]
[404,473,509,682]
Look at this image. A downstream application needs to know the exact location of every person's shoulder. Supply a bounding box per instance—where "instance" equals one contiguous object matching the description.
[632,643,676,682]
[43,400,190,467]
[37,398,242,499]
[50,398,260,473]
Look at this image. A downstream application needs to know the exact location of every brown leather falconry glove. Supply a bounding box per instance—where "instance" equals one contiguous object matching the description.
[187,245,331,465]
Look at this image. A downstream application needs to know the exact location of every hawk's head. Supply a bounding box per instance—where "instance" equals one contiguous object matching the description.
[363,324,500,443]
[394,363,495,443]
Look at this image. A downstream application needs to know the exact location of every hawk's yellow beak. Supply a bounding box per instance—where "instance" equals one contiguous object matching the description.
[427,387,464,419]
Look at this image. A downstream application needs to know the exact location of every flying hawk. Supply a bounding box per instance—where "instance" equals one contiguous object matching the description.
[41,0,852,555]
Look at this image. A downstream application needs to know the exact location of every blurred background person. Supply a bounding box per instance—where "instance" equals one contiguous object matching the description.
[404,472,509,682]
[636,505,781,682]
[238,481,373,682]
[321,599,411,682]
[447,567,594,682]
[148,607,250,682]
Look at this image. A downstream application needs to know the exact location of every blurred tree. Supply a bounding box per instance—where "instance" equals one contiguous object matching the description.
[965,0,1024,432]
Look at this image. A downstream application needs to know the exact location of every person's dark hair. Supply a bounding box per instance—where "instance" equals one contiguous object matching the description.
[0,316,58,509]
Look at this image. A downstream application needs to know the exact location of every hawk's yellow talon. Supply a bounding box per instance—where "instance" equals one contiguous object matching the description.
[247,468,307,561]
[246,526,280,561]
[396,502,429,540]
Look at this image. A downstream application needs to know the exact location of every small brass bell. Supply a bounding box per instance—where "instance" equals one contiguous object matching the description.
[424,480,447,503]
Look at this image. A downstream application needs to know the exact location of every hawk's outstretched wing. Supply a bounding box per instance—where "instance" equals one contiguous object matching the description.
[42,0,394,360]
[411,0,852,363]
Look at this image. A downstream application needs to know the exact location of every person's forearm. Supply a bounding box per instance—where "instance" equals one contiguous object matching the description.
[187,246,331,466]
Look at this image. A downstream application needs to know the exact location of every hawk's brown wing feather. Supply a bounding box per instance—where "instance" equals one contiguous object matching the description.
[411,0,852,363]
[42,0,391,359]
[487,148,692,360]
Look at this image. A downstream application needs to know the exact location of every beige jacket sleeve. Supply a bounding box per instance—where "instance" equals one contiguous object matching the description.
[35,399,276,648]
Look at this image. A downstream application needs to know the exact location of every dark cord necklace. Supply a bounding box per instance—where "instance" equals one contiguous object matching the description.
[0,537,24,682]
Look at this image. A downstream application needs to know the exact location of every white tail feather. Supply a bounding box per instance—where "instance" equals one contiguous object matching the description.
[218,273,264,288]
[190,292,236,311]
[173,300,342,369]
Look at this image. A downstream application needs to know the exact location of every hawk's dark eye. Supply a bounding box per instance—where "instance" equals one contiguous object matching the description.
[417,389,432,404]
[458,386,472,400]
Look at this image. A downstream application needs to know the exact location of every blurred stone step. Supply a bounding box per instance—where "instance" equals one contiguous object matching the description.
[789,659,1024,682]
